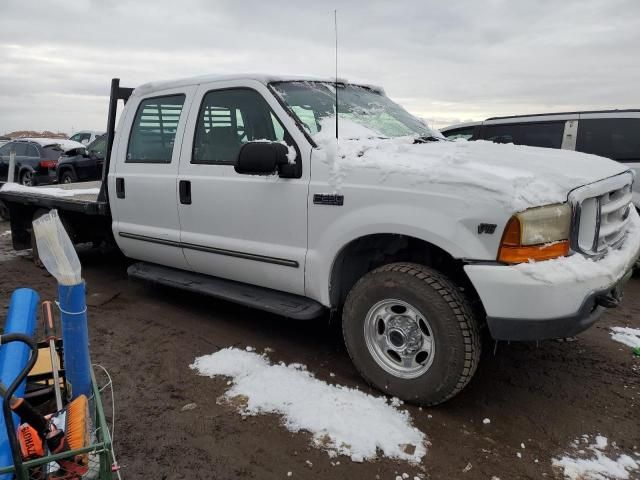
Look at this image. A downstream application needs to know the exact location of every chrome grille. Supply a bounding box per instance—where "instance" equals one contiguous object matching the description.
[569,172,634,257]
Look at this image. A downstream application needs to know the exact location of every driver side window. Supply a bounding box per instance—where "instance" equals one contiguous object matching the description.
[192,88,294,165]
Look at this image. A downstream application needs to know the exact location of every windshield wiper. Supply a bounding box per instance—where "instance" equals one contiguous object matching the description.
[413,135,445,144]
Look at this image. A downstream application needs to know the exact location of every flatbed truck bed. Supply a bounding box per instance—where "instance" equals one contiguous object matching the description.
[0,181,107,214]
[0,181,112,251]
[0,79,133,250]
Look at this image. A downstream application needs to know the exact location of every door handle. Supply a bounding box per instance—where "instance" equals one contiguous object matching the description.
[116,177,125,198]
[179,180,191,205]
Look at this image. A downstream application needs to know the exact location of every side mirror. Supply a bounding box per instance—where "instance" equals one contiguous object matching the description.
[235,141,290,175]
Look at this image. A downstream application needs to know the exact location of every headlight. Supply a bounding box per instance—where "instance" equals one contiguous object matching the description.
[498,203,571,264]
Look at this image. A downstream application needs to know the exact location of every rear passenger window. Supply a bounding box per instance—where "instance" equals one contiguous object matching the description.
[27,145,39,157]
[484,122,565,149]
[14,144,28,156]
[42,146,64,160]
[193,88,292,164]
[127,95,185,163]
[576,118,640,162]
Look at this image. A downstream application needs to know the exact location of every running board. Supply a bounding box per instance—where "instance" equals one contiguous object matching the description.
[127,262,325,320]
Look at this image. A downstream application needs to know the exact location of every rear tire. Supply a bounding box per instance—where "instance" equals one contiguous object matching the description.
[342,262,481,406]
[20,170,35,186]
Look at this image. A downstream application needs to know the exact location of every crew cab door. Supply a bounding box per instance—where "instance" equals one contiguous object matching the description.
[109,86,196,269]
[177,81,310,295]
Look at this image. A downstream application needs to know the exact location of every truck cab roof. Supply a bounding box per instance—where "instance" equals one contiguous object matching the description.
[134,73,384,96]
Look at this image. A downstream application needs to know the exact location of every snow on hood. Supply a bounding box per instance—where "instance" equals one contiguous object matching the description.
[314,118,629,211]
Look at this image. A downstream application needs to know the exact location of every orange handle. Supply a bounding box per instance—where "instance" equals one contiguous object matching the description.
[42,301,56,341]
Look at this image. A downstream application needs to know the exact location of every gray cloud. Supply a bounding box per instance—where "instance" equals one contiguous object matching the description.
[1,0,638,133]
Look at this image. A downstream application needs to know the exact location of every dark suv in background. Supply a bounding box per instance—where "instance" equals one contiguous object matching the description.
[56,134,106,183]
[0,138,84,186]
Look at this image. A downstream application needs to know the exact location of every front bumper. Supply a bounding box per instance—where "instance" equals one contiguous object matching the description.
[464,228,640,341]
[482,269,631,340]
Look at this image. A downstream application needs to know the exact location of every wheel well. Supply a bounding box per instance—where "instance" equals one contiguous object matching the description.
[329,234,483,314]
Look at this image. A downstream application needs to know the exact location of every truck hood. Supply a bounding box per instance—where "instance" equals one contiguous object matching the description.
[314,128,629,211]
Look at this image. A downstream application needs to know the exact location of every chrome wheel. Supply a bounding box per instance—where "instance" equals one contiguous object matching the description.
[364,299,435,379]
[62,174,73,184]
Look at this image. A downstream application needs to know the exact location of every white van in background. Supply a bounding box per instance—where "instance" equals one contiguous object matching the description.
[441,111,640,208]
[68,130,105,145]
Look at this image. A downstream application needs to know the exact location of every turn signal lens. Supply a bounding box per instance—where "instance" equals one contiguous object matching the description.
[498,241,570,264]
[497,203,571,264]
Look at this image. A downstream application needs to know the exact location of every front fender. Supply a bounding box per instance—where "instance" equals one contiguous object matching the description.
[305,202,506,306]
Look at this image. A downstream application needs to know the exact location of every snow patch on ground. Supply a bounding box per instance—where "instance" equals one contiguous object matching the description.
[190,348,427,463]
[0,183,100,197]
[514,208,640,288]
[553,435,639,480]
[312,117,626,211]
[610,327,640,349]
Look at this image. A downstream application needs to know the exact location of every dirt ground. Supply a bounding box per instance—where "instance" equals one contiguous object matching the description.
[1,218,639,479]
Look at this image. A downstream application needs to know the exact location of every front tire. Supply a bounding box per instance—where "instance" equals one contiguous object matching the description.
[342,262,480,406]
[60,170,77,184]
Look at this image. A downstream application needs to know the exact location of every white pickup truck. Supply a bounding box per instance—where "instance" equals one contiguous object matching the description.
[2,75,639,405]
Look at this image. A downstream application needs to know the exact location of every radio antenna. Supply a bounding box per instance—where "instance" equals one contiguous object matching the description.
[334,9,339,140]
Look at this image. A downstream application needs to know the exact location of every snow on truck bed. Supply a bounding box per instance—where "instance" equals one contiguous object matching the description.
[0,181,101,203]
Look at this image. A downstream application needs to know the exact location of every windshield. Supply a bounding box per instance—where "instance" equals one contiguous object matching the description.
[271,81,435,139]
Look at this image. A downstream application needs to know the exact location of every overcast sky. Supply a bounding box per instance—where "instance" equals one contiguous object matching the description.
[1,0,639,135]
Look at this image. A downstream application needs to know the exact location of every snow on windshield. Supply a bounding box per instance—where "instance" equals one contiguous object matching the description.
[272,81,437,139]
